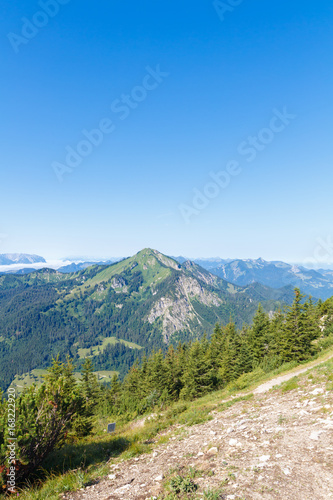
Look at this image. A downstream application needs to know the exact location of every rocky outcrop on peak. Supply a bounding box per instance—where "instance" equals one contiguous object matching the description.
[147,275,222,341]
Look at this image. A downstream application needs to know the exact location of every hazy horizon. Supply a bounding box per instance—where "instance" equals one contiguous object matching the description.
[1,249,333,270]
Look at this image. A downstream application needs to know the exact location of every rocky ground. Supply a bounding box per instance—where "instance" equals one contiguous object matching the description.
[64,362,333,500]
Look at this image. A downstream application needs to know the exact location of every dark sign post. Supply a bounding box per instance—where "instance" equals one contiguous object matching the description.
[107,423,116,433]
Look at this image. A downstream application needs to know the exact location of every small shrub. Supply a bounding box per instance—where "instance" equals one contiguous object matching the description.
[157,434,170,445]
[229,368,265,390]
[202,487,225,499]
[317,333,333,350]
[177,407,212,426]
[280,377,298,392]
[167,474,198,495]
[277,414,287,425]
[326,382,333,391]
[165,403,188,420]
[0,357,89,489]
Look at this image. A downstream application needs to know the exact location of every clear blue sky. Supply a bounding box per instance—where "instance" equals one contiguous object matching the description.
[1,1,333,263]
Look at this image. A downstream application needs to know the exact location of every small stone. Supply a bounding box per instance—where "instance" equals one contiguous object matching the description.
[276,453,283,458]
[207,447,218,455]
[311,388,324,395]
[229,439,238,446]
[283,468,291,475]
[259,455,270,463]
[227,427,234,434]
[115,484,131,493]
[108,474,116,480]
[154,474,164,482]
[310,431,324,440]
[197,451,204,457]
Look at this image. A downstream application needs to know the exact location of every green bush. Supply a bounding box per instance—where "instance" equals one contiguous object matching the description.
[229,367,265,390]
[0,357,91,488]
[317,333,333,351]
[167,474,198,495]
[280,377,298,392]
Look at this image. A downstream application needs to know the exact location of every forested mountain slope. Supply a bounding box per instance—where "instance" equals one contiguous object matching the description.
[0,249,296,390]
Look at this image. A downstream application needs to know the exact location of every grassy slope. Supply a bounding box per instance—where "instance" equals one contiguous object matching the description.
[77,336,143,359]
[9,345,333,499]
[11,369,118,395]
[59,249,174,302]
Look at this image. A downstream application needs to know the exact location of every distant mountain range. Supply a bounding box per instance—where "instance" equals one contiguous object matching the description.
[0,249,296,390]
[1,253,333,300]
[0,253,46,265]
[56,260,119,273]
[0,255,119,274]
[186,258,333,300]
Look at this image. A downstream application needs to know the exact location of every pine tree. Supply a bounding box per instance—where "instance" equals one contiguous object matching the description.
[120,360,145,414]
[146,350,166,393]
[279,288,312,362]
[109,373,121,408]
[208,324,225,371]
[218,322,243,384]
[300,299,321,352]
[247,304,270,369]
[237,324,253,374]
[266,309,285,367]
[163,345,183,401]
[81,358,100,404]
[180,338,213,400]
[76,358,101,436]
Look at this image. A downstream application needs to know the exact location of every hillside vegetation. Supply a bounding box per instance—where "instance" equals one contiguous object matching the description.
[0,290,332,497]
[0,249,296,391]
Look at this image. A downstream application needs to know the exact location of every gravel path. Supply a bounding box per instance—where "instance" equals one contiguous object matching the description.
[64,355,333,500]
[253,353,333,394]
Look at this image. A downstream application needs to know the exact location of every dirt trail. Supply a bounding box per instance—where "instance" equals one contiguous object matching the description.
[64,354,333,500]
[253,352,333,394]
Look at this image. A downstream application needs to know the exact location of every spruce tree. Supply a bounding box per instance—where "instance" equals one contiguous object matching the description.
[237,324,253,374]
[109,373,121,408]
[180,338,213,400]
[208,324,225,370]
[76,358,101,436]
[163,345,183,401]
[299,300,320,353]
[247,304,270,369]
[279,288,310,362]
[218,322,243,384]
[266,310,285,367]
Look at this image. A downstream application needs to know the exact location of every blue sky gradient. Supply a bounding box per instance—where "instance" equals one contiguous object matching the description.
[1,1,333,262]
